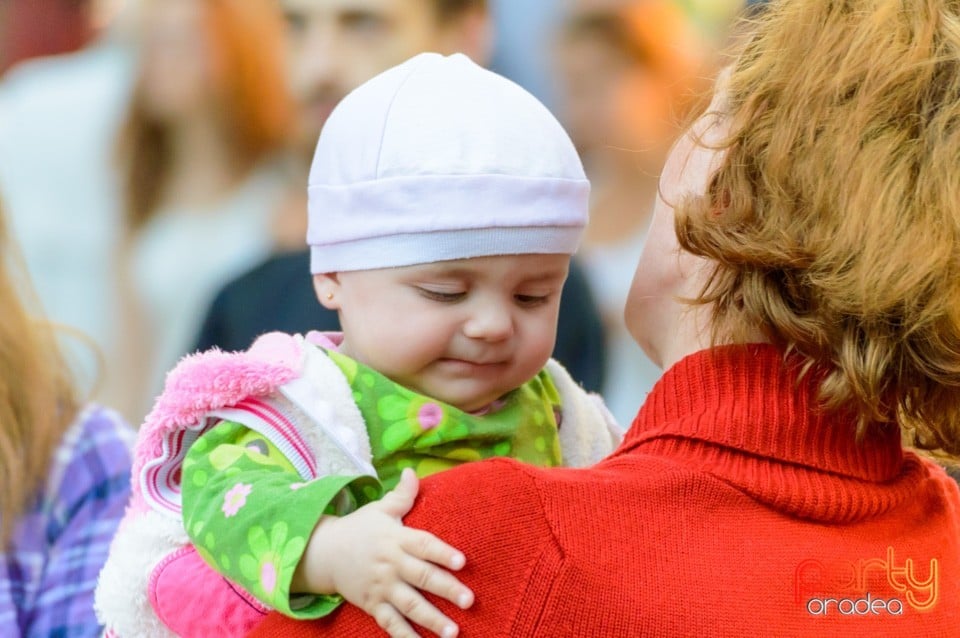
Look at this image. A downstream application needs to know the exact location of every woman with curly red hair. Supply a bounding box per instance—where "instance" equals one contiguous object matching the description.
[253,0,960,635]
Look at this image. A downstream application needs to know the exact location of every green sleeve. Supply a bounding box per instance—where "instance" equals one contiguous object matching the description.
[181,419,382,618]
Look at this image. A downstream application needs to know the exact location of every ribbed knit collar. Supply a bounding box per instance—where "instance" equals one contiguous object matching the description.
[619,344,924,523]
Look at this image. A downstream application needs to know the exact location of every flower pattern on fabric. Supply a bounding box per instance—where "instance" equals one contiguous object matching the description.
[222,483,252,517]
[417,403,443,430]
[238,522,306,603]
[183,418,379,619]
[324,348,563,491]
[181,345,565,621]
[376,393,469,453]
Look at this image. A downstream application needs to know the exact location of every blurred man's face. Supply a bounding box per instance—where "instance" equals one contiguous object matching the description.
[280,0,441,154]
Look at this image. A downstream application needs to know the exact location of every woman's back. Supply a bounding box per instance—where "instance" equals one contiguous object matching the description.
[252,345,960,637]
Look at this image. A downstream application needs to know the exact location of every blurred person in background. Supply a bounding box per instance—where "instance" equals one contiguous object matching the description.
[0,196,134,638]
[552,0,718,423]
[113,0,297,420]
[193,0,609,393]
[0,0,137,408]
[486,0,564,109]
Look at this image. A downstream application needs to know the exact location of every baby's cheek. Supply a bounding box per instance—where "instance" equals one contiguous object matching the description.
[526,329,557,370]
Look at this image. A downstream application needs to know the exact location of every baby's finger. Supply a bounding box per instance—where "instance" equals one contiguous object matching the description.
[399,554,474,610]
[371,601,422,638]
[388,585,460,638]
[400,527,466,571]
[376,468,421,519]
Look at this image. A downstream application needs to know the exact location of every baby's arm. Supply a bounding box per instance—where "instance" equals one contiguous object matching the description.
[182,422,473,636]
[293,469,474,638]
[181,419,377,618]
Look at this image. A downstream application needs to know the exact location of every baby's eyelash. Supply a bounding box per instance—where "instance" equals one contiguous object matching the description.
[515,294,550,307]
[417,288,466,302]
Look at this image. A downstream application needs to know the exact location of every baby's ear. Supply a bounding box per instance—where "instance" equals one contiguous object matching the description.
[312,273,342,310]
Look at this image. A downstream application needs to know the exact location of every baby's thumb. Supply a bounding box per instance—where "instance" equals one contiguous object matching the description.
[379,467,420,518]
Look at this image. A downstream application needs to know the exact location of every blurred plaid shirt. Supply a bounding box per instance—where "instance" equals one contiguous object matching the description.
[0,405,134,637]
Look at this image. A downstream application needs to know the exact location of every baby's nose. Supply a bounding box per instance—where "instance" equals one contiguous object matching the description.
[462,302,514,341]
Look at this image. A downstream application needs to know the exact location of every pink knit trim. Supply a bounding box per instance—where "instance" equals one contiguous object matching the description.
[235,397,318,477]
[129,333,303,514]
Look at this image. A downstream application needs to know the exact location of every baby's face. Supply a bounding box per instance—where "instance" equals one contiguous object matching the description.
[316,254,570,411]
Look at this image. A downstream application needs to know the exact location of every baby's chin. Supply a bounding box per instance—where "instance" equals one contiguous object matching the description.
[436,393,498,413]
[404,367,524,413]
[420,385,505,414]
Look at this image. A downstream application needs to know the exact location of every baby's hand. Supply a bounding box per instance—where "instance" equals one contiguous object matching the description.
[294,468,474,638]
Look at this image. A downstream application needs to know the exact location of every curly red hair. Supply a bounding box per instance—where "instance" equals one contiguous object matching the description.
[678,0,960,458]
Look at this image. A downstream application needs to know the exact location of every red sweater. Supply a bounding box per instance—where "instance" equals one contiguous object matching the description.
[249,344,960,637]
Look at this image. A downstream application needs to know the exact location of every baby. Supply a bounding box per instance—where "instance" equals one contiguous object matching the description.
[96,53,620,638]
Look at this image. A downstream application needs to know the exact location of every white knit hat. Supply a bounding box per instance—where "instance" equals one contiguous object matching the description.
[307,52,590,273]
